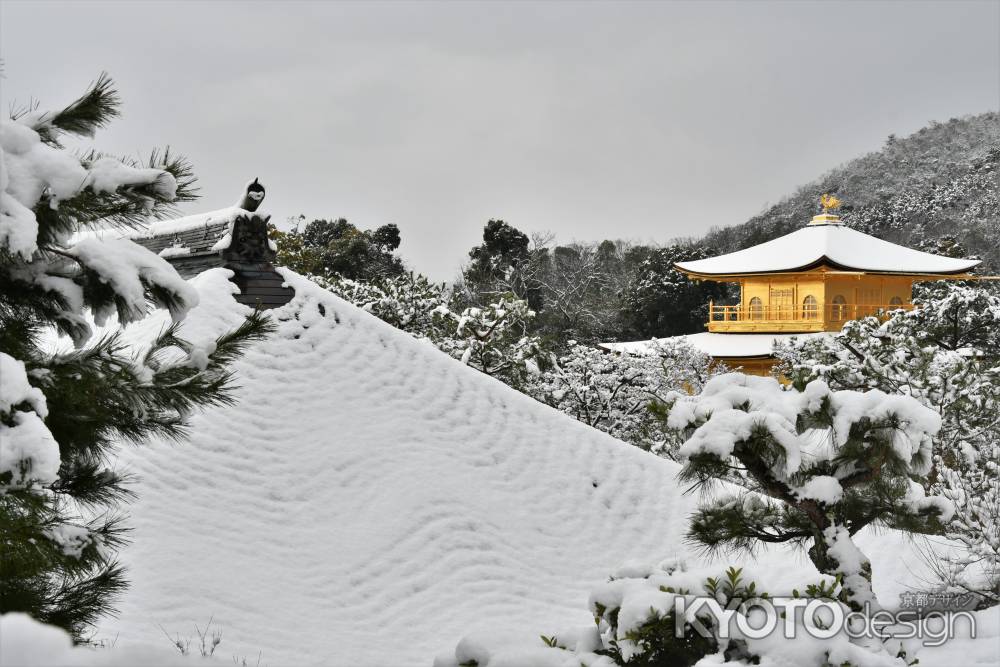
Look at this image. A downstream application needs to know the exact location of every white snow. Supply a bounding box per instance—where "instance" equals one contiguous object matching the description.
[1,121,87,257]
[675,220,980,275]
[158,244,191,259]
[0,352,48,416]
[794,475,844,504]
[83,157,176,200]
[142,206,246,238]
[0,352,59,489]
[0,409,61,489]
[601,332,826,358]
[435,553,998,667]
[0,614,197,667]
[668,374,942,480]
[43,524,97,559]
[67,237,198,324]
[903,479,956,522]
[209,232,232,252]
[78,271,984,666]
[1,119,185,258]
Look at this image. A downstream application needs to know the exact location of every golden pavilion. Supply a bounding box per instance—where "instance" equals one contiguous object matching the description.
[603,196,981,375]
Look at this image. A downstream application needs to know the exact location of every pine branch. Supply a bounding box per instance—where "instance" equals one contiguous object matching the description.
[49,73,120,138]
[21,73,121,147]
[148,147,199,209]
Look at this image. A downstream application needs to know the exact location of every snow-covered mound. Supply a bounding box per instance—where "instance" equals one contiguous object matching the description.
[93,270,981,666]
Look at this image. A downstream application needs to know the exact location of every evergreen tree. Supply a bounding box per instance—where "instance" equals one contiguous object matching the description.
[524,339,718,448]
[662,374,952,611]
[271,217,404,281]
[0,75,272,640]
[432,293,544,390]
[314,271,449,340]
[458,219,543,311]
[775,283,1000,606]
[620,244,731,338]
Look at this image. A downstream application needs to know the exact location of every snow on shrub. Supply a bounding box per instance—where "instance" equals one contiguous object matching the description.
[434,559,925,667]
[314,272,450,340]
[523,339,718,450]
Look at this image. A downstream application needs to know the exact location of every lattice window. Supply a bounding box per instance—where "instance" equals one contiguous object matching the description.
[802,295,818,320]
[831,294,847,320]
[770,288,794,319]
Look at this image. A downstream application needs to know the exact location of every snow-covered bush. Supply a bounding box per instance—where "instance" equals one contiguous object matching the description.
[315,272,543,389]
[0,75,271,639]
[663,374,950,612]
[314,272,449,340]
[524,339,718,450]
[776,283,1000,607]
[432,293,544,389]
[434,559,922,667]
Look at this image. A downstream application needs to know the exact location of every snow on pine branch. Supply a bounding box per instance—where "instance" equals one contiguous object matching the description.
[1,120,178,259]
[0,352,60,490]
[68,237,197,325]
[666,373,941,481]
[775,284,1000,605]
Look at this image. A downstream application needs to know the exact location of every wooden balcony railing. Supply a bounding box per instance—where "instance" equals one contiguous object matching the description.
[707,302,914,333]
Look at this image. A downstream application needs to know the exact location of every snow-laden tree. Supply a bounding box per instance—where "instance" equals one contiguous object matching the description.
[525,339,718,449]
[663,374,952,611]
[432,293,544,389]
[775,283,1000,607]
[620,243,731,339]
[307,269,543,389]
[0,75,271,639]
[314,272,449,340]
[457,219,541,311]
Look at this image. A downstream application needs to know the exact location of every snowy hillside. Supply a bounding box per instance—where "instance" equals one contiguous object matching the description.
[91,270,987,666]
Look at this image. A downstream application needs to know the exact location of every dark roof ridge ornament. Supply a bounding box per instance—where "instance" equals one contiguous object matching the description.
[130,177,293,308]
[237,177,266,212]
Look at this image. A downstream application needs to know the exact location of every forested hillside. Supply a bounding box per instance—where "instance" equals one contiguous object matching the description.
[703,112,1000,269]
[276,112,999,346]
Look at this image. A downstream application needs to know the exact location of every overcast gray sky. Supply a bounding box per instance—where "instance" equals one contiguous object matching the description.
[2,1,998,280]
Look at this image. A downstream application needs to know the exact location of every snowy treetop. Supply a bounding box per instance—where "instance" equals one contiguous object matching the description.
[667,373,942,480]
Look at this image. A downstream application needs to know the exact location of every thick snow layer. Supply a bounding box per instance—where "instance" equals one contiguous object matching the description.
[0,614,197,666]
[158,244,191,258]
[0,119,178,259]
[601,332,826,359]
[90,270,988,665]
[142,206,246,237]
[675,221,980,275]
[67,237,198,324]
[0,352,59,488]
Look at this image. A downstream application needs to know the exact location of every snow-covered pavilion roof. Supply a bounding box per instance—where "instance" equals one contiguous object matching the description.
[600,332,827,359]
[675,217,980,276]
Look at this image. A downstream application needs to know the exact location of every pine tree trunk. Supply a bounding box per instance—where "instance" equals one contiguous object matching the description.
[806,524,878,613]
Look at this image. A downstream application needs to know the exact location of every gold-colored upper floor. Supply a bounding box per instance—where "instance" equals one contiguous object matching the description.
[704,271,917,333]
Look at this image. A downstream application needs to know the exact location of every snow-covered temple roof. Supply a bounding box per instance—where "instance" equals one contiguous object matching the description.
[675,215,980,277]
[600,332,827,359]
